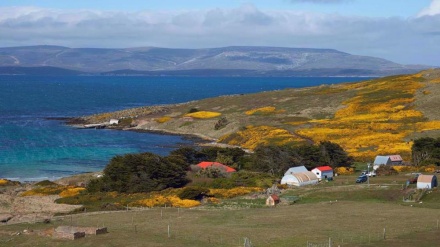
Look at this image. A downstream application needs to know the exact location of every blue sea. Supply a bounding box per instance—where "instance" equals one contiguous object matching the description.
[0,75,370,181]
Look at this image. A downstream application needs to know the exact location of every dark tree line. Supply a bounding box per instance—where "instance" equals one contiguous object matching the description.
[251,141,353,176]
[88,141,352,193]
[412,137,440,166]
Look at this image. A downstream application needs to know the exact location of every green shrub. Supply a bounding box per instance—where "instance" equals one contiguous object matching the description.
[178,186,209,200]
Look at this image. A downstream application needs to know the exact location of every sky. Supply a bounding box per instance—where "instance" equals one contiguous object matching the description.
[0,0,439,66]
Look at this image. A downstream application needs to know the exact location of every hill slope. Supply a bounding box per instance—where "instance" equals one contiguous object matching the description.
[0,45,430,76]
[80,69,440,161]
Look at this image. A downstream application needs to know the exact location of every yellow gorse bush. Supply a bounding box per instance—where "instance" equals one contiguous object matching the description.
[219,125,303,150]
[21,185,85,197]
[294,73,439,160]
[59,187,86,198]
[135,195,200,208]
[334,167,355,175]
[184,111,221,119]
[218,73,440,161]
[0,179,8,186]
[156,116,172,123]
[245,106,277,115]
[392,166,419,173]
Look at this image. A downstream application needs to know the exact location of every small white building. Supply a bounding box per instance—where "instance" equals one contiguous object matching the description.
[266,194,280,206]
[417,175,438,190]
[109,119,119,125]
[311,166,334,180]
[281,172,319,187]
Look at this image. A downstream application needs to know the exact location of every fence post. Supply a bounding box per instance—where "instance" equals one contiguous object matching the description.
[383,228,386,240]
[329,237,332,247]
[437,219,439,230]
[167,224,170,238]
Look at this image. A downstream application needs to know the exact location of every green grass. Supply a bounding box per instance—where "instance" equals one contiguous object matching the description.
[2,175,439,246]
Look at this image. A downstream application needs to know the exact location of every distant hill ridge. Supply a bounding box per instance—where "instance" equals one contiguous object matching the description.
[0,45,432,76]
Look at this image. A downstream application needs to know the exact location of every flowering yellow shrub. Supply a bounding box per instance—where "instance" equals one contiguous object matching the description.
[21,186,64,196]
[245,106,277,115]
[0,179,8,186]
[208,187,263,198]
[219,125,303,150]
[184,111,221,119]
[421,165,436,173]
[293,73,440,160]
[416,121,440,131]
[59,187,86,198]
[334,167,354,175]
[392,166,419,173]
[167,196,201,208]
[135,195,200,208]
[156,116,172,123]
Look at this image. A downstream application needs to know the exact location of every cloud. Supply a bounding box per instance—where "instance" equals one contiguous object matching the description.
[417,0,440,17]
[0,5,439,66]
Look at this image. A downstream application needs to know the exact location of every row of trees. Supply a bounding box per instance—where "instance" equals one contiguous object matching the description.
[87,141,354,193]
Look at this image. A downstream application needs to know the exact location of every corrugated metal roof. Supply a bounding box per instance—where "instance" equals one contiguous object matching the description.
[417,174,435,183]
[197,161,236,173]
[389,155,403,161]
[374,156,390,165]
[314,166,333,172]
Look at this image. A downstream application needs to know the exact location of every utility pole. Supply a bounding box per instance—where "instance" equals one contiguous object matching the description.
[367,163,370,187]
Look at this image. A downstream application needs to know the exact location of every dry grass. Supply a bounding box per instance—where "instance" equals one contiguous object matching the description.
[1,174,440,246]
[1,199,439,247]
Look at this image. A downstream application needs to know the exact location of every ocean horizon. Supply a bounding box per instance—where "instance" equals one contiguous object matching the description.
[0,75,371,181]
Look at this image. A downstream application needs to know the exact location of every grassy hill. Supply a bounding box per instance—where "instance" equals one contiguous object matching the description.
[82,69,440,161]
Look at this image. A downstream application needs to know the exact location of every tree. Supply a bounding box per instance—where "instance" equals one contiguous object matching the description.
[412,137,440,166]
[88,152,189,193]
[252,145,294,176]
[318,141,353,168]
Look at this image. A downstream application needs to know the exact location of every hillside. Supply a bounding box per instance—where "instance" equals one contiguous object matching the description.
[0,45,431,76]
[80,69,440,161]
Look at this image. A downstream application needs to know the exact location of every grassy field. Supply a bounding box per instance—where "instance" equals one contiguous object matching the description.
[1,174,439,247]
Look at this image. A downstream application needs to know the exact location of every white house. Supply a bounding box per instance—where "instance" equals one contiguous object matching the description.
[109,119,119,125]
[284,166,308,176]
[281,172,319,187]
[311,166,334,180]
[417,175,438,190]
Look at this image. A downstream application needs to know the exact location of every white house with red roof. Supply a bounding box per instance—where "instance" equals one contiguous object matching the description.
[311,166,334,180]
[196,161,236,173]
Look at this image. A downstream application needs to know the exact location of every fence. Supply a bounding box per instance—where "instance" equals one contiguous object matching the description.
[20,208,440,247]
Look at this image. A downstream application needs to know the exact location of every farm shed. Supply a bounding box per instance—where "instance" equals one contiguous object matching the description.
[284,166,308,176]
[311,166,333,180]
[266,194,280,206]
[281,172,319,187]
[417,175,438,190]
[196,161,236,173]
[373,155,403,166]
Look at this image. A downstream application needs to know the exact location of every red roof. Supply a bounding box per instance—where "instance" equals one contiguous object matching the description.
[270,194,280,201]
[389,155,403,161]
[197,162,236,173]
[315,166,333,172]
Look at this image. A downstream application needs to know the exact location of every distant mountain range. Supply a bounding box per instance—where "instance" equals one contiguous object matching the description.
[0,45,433,76]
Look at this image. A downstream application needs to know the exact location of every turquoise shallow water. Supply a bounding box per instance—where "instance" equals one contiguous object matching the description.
[0,75,370,181]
